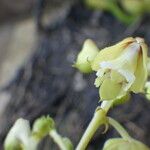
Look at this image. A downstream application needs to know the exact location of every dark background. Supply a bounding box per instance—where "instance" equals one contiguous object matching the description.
[0,0,150,149]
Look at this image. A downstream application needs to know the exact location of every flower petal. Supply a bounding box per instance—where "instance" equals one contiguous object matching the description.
[110,70,125,83]
[100,79,122,100]
[91,37,135,71]
[131,56,146,92]
[130,41,148,92]
[94,77,104,87]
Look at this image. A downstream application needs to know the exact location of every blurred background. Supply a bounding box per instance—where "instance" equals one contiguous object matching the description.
[0,0,150,149]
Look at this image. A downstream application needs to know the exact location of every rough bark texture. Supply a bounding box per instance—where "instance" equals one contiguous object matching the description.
[0,1,150,150]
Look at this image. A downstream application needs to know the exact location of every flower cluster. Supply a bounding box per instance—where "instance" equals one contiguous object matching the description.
[4,116,55,150]
[75,37,148,101]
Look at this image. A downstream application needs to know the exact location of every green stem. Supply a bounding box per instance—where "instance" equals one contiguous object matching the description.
[49,129,67,150]
[76,101,113,150]
[101,100,114,113]
[108,1,137,24]
[24,137,39,150]
[108,117,131,140]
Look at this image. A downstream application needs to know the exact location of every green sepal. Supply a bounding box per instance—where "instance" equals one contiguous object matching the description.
[32,116,55,140]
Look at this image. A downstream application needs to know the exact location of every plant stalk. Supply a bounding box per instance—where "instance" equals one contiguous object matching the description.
[108,117,131,140]
[50,129,67,150]
[76,101,113,150]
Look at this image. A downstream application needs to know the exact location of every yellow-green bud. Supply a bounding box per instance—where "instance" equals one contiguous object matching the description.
[4,119,31,150]
[4,140,22,150]
[103,138,150,150]
[74,39,99,73]
[121,0,145,15]
[32,116,55,139]
[84,0,112,10]
[144,0,150,12]
[92,37,148,100]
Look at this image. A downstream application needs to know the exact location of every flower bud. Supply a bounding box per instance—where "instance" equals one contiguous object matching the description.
[92,37,148,100]
[74,39,99,73]
[121,0,150,15]
[84,0,136,24]
[32,116,55,140]
[85,0,112,10]
[4,118,31,150]
[145,0,150,12]
[121,0,145,15]
[103,138,150,150]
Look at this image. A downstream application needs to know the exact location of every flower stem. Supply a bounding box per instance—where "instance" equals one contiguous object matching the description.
[108,117,131,140]
[76,101,113,150]
[100,100,114,113]
[49,129,67,150]
[109,1,137,24]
